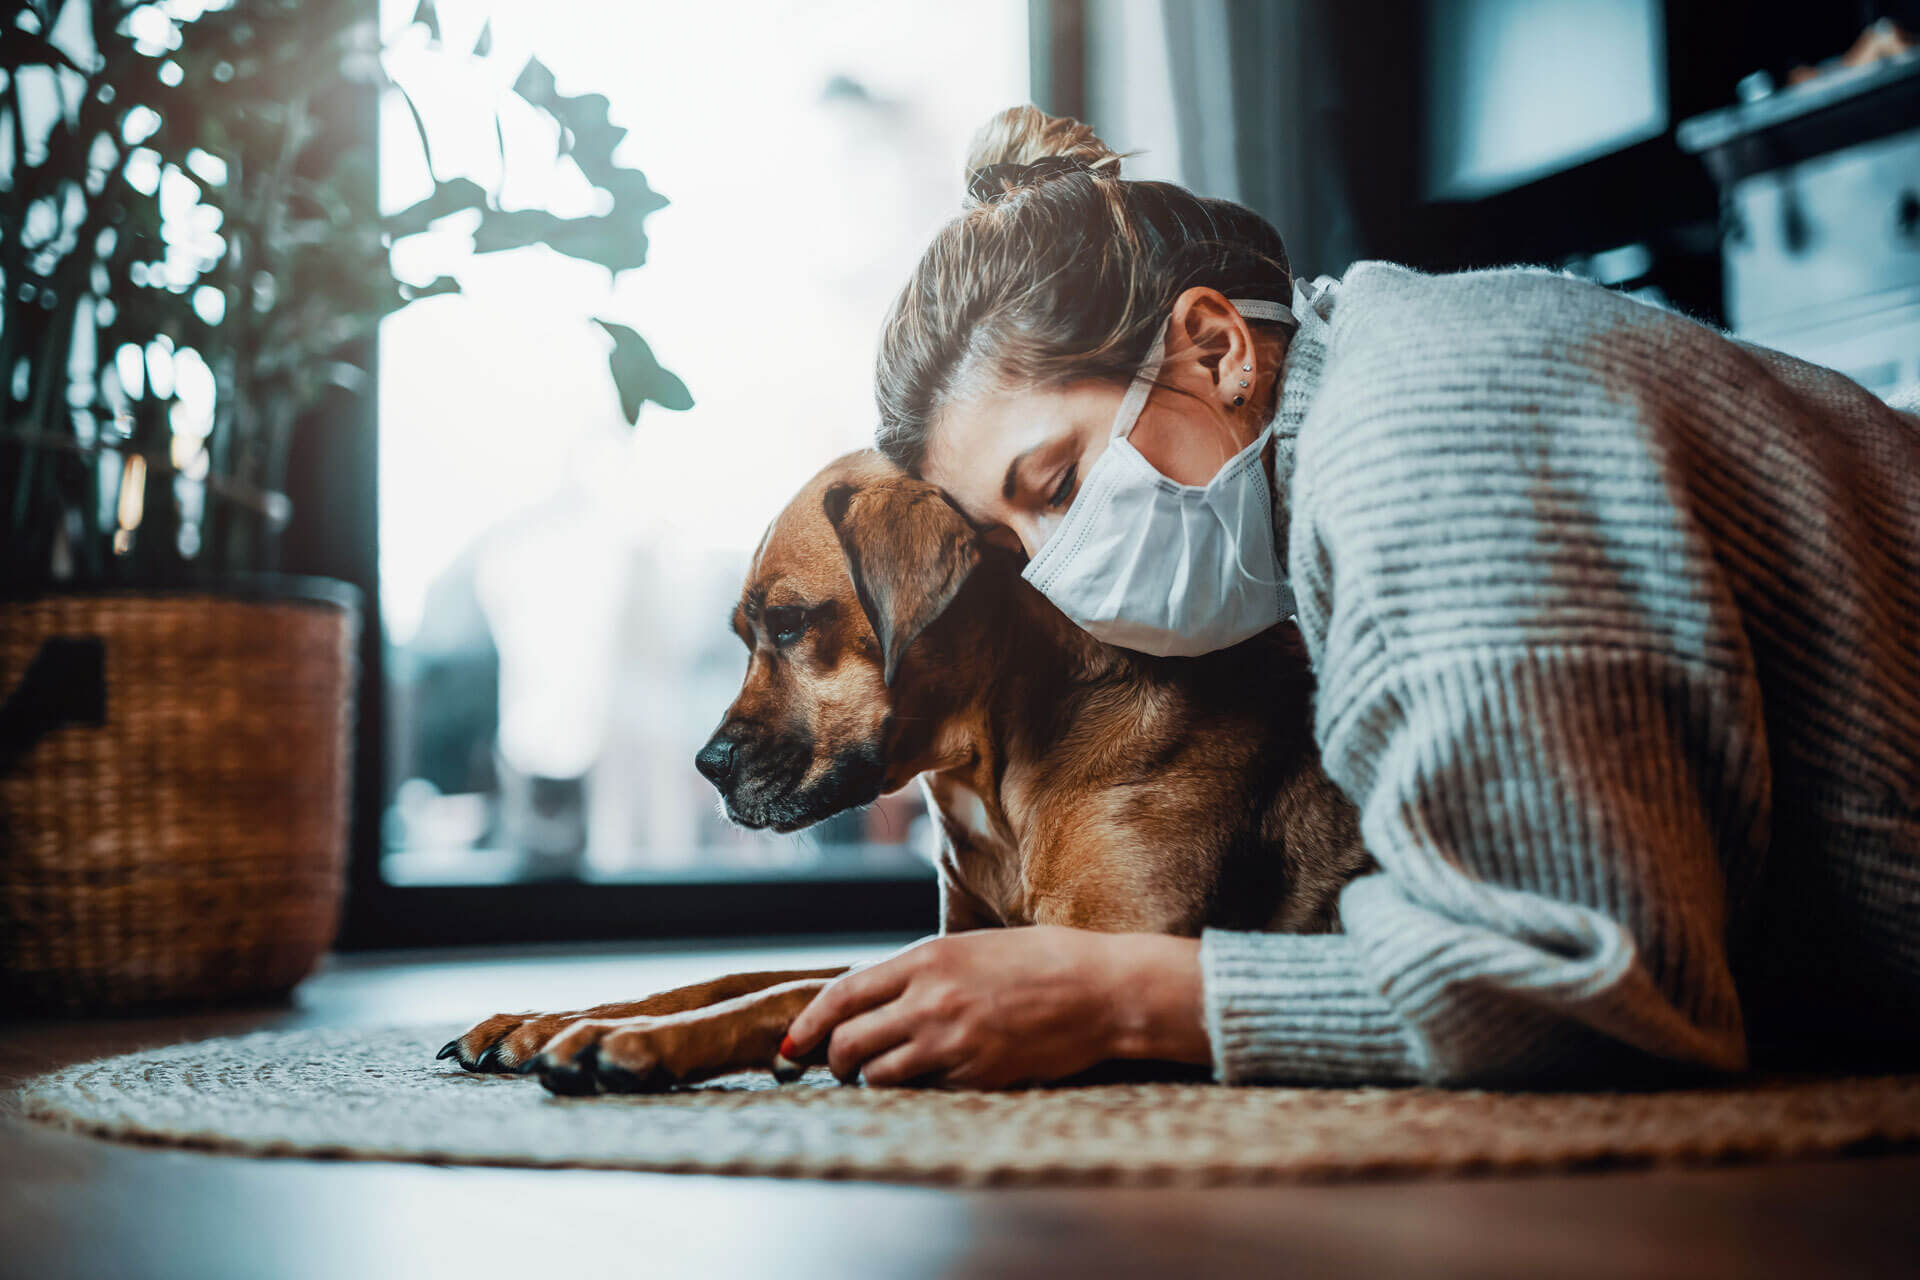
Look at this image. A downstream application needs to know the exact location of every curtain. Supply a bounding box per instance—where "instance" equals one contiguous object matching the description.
[1158,0,1360,277]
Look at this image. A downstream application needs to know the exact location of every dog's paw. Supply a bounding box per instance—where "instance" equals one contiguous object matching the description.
[522,1018,698,1097]
[437,1010,584,1075]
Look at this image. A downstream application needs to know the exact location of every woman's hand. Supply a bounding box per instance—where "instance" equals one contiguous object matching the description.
[781,926,1209,1089]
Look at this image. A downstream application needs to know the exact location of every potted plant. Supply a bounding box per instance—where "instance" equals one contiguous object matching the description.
[0,0,686,1011]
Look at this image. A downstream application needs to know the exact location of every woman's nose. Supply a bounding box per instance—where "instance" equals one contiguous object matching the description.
[1015,512,1063,560]
[998,510,1059,560]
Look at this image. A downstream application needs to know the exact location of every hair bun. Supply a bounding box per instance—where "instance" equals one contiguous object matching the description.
[966,155,1097,207]
[963,105,1123,209]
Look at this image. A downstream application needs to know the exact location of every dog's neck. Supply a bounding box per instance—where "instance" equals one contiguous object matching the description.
[883,555,1310,814]
[878,559,1333,930]
[880,555,1139,801]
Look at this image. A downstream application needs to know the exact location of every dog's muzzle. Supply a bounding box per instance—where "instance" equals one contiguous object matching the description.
[694,723,887,834]
[694,734,737,787]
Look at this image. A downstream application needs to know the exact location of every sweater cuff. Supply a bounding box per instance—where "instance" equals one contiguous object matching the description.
[1200,929,1425,1084]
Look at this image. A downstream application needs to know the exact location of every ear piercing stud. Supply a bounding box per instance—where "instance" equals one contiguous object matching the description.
[1233,395,1246,407]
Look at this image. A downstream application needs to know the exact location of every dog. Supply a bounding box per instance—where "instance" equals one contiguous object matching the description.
[438,451,1369,1094]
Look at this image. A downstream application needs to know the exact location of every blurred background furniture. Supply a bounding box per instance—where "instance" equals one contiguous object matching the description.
[1680,29,1920,397]
[1066,0,1920,327]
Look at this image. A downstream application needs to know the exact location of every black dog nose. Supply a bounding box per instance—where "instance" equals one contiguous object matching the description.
[695,735,736,786]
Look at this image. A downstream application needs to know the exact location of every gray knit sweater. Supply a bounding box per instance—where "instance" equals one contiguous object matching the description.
[1200,262,1920,1085]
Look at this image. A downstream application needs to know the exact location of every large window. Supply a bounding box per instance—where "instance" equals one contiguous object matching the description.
[377,1,1028,888]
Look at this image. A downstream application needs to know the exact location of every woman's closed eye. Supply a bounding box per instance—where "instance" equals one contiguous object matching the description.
[1047,462,1077,509]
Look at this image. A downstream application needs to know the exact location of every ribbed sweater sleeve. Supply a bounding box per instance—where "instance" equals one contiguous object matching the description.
[1201,929,1424,1083]
[1199,263,1848,1085]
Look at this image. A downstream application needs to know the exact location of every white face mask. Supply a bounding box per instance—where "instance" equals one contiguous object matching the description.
[1020,298,1297,657]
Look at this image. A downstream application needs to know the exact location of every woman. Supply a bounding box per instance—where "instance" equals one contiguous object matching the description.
[783,107,1920,1089]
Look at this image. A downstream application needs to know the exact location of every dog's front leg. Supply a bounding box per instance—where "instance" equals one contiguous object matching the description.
[441,967,847,1073]
[525,978,833,1095]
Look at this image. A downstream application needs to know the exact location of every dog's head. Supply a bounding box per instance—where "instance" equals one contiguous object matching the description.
[696,452,984,832]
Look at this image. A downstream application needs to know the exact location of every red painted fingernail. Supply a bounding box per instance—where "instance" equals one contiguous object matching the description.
[779,1034,801,1059]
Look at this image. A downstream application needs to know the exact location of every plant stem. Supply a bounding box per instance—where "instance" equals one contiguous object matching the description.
[4,72,38,558]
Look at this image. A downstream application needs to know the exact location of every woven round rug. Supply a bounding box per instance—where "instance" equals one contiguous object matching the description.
[13,1026,1920,1185]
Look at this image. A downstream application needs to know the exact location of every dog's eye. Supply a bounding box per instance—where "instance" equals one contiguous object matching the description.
[764,605,807,647]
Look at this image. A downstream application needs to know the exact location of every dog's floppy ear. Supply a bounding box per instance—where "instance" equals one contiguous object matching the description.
[822,478,981,686]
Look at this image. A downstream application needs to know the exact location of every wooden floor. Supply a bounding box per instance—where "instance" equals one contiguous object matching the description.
[4,937,1918,1280]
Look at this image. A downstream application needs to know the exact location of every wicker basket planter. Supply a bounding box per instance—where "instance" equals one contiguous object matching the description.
[1,580,359,1015]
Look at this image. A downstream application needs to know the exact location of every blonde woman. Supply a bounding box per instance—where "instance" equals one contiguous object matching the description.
[783,106,1920,1090]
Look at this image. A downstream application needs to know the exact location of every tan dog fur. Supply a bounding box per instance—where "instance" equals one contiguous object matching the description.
[442,452,1368,1093]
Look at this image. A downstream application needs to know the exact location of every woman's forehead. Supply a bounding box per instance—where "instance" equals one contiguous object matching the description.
[933,384,1099,468]
[926,392,1051,490]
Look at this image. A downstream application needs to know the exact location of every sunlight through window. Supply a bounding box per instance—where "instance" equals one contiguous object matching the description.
[378,0,1027,884]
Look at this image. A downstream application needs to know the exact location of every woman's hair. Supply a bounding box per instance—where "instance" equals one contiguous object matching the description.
[875,105,1293,476]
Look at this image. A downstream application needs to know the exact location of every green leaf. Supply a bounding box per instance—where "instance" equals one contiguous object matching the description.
[547,93,623,177]
[511,56,557,109]
[384,177,487,237]
[506,59,658,192]
[393,80,437,184]
[594,318,691,422]
[0,23,90,75]
[409,0,440,43]
[598,168,668,217]
[472,208,651,275]
[491,110,507,192]
[398,274,461,301]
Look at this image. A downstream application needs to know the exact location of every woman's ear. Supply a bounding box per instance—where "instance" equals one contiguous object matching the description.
[1167,286,1259,403]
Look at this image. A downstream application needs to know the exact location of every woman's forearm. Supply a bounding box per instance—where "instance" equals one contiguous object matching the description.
[1103,933,1211,1066]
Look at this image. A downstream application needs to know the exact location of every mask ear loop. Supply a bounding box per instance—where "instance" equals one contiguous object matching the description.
[1119,298,1293,444]
[1110,331,1165,441]
[1116,298,1297,591]
[1210,297,1297,589]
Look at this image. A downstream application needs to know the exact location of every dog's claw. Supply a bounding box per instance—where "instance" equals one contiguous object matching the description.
[476,1043,508,1073]
[436,1040,461,1061]
[515,1054,543,1075]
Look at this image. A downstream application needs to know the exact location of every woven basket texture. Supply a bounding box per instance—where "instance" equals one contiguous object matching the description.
[1,592,357,1014]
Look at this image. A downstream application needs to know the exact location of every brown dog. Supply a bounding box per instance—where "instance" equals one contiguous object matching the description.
[439,452,1368,1094]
